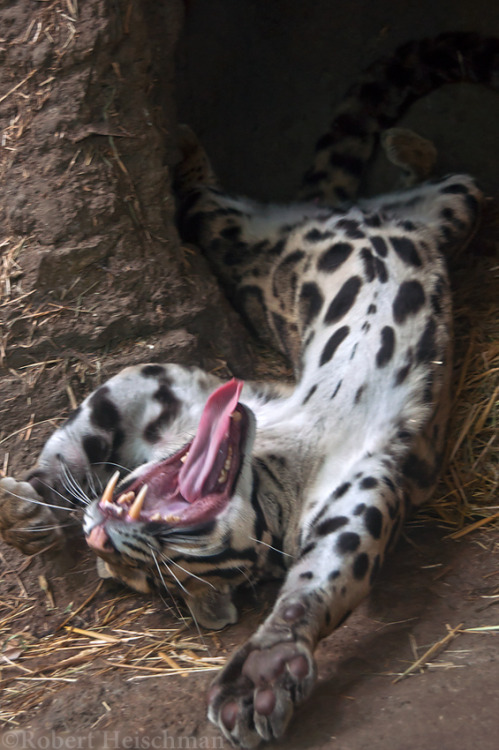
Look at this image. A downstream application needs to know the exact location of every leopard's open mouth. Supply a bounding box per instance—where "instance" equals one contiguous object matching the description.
[86,380,251,551]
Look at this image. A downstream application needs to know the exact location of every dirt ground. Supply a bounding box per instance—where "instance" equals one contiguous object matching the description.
[1,1,498,749]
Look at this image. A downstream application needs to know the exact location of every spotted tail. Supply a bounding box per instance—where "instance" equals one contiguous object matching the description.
[300,32,499,204]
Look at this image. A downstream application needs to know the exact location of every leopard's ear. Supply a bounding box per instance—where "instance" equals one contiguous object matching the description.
[186,585,238,630]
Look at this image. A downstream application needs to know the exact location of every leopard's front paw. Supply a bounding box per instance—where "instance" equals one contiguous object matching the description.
[0,477,63,555]
[208,639,316,748]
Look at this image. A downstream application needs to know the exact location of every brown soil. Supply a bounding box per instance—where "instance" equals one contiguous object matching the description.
[1,2,498,749]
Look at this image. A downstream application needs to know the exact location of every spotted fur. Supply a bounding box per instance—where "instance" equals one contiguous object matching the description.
[0,32,498,749]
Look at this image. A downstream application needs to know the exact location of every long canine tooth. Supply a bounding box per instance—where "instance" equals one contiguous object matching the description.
[117,491,135,506]
[101,471,120,505]
[128,484,148,520]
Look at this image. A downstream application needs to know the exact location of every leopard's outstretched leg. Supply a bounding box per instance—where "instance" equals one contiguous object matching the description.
[208,451,406,747]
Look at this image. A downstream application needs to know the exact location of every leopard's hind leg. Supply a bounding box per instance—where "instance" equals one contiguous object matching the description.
[176,126,327,361]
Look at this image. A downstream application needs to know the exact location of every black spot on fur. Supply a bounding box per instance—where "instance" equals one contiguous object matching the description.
[336,531,361,554]
[333,482,351,499]
[269,239,286,257]
[440,182,469,194]
[367,304,377,315]
[143,399,180,443]
[331,380,342,399]
[108,427,125,467]
[280,249,305,267]
[302,384,318,405]
[375,257,388,283]
[300,571,314,580]
[324,276,362,324]
[299,282,324,326]
[89,387,120,431]
[395,358,412,385]
[337,218,365,239]
[361,247,376,282]
[316,516,349,536]
[154,382,178,406]
[82,435,109,465]
[402,452,437,489]
[371,236,388,257]
[416,317,437,363]
[364,213,382,228]
[376,326,395,368]
[320,326,350,366]
[365,506,383,539]
[318,242,353,272]
[329,569,341,581]
[353,553,369,580]
[390,236,422,267]
[141,364,165,378]
[393,280,426,324]
[300,542,316,558]
[353,503,366,516]
[361,476,378,490]
[305,228,333,242]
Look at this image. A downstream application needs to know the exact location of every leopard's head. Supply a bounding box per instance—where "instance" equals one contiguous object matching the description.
[83,379,257,629]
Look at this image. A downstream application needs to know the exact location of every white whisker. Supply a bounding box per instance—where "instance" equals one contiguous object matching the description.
[1,486,78,514]
[149,549,186,622]
[59,462,92,506]
[249,536,294,558]
[162,553,216,591]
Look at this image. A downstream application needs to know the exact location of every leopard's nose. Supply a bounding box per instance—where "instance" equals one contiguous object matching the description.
[86,523,113,552]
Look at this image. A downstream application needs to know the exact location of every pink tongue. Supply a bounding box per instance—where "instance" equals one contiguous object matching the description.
[178,379,243,502]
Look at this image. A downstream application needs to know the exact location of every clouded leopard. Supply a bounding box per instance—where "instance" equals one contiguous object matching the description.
[1,32,497,748]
